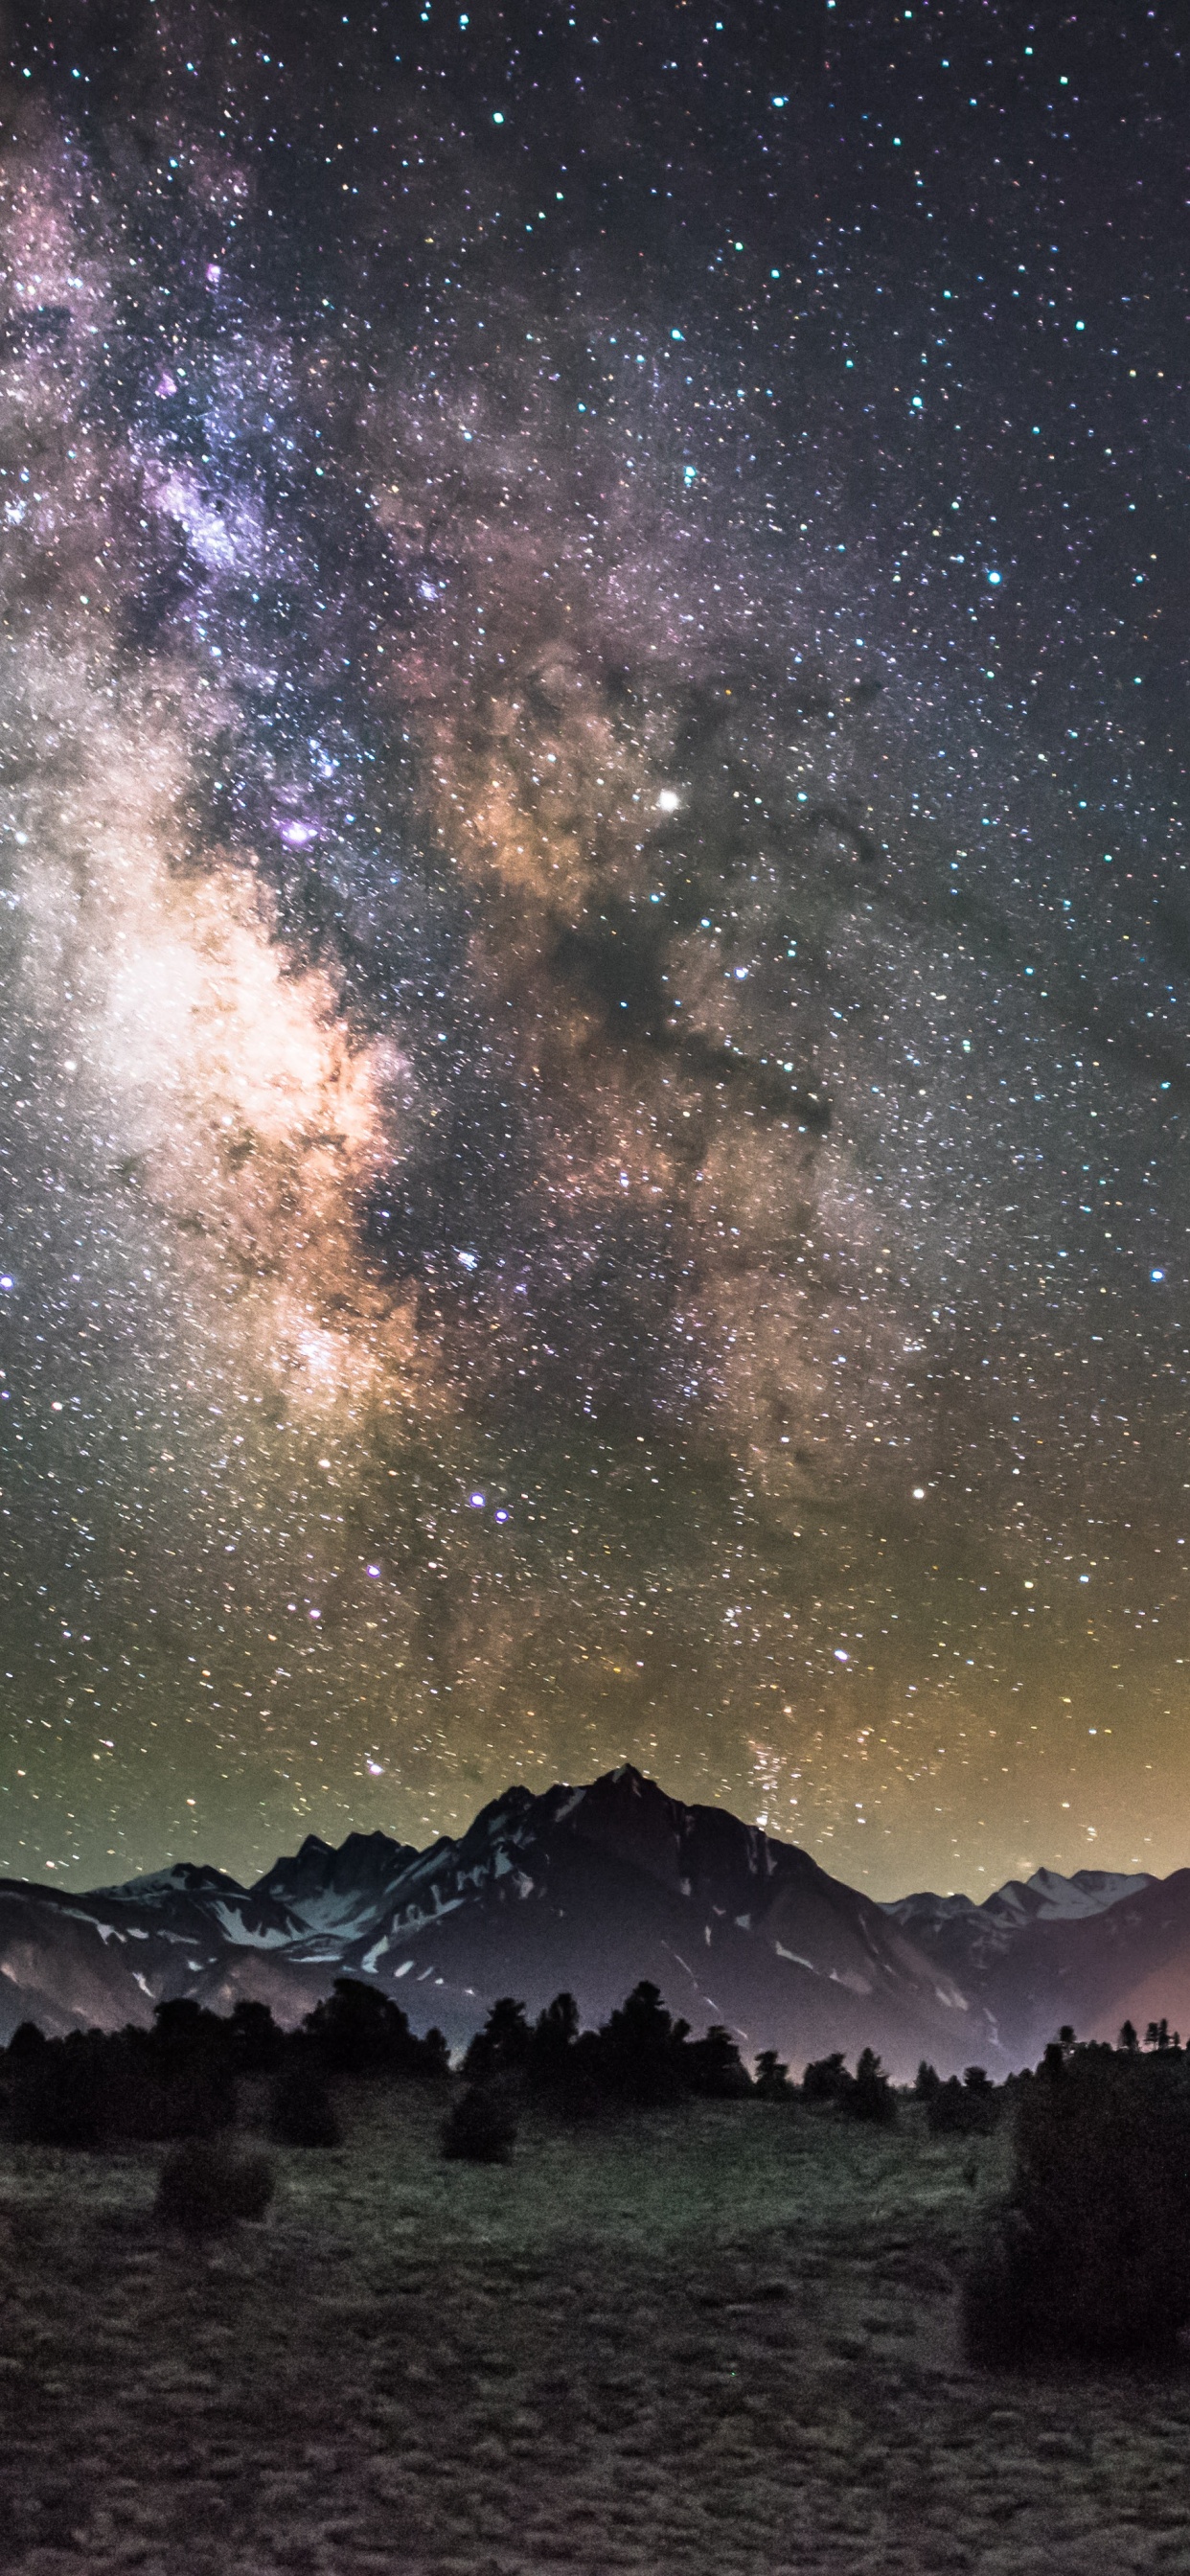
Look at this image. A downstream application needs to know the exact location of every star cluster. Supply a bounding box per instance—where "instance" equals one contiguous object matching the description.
[1,0,1188,1894]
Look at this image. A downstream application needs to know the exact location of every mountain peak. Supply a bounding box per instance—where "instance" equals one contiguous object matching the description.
[4,1773,1182,2078]
[98,1861,246,1902]
[1019,1865,1156,1920]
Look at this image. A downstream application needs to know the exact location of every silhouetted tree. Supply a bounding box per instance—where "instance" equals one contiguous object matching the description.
[150,1998,218,2058]
[227,2000,285,2075]
[118,2000,237,2139]
[754,2049,793,2101]
[1118,2019,1139,2055]
[463,1997,534,2084]
[801,2052,853,2107]
[684,2025,753,2099]
[964,2041,1190,2361]
[421,2026,451,2078]
[596,1982,690,2106]
[4,2009,243,2147]
[529,1991,580,2085]
[914,2060,941,2102]
[846,2047,897,2126]
[7,2021,48,2061]
[11,2032,112,2149]
[552,2027,608,2121]
[302,1979,446,2079]
[927,2067,1000,2138]
[441,2082,518,2163]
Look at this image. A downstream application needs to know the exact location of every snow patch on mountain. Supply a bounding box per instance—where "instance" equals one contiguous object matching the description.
[273,1890,387,1937]
[1,1769,1183,2075]
[210,1901,295,1951]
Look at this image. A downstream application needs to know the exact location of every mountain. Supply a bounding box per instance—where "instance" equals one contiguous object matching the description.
[885,1864,1156,1934]
[313,1769,981,2074]
[254,1829,420,1935]
[881,1865,1190,2061]
[0,1769,1185,2077]
[881,1867,1157,1983]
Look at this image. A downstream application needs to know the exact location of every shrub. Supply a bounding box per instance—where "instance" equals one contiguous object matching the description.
[754,2049,793,2101]
[441,2082,518,2164]
[964,2043,1190,2362]
[268,2066,342,2149]
[156,2138,276,2235]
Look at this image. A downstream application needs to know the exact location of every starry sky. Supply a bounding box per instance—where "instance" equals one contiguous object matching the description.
[1,0,1188,1898]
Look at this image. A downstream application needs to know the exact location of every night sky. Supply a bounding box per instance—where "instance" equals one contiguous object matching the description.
[1,0,1187,1898]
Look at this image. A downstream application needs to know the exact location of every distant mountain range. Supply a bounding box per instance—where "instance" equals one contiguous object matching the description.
[0,1766,1186,2079]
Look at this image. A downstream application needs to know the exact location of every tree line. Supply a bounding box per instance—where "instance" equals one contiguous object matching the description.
[0,1976,944,2153]
[10,1985,1190,2362]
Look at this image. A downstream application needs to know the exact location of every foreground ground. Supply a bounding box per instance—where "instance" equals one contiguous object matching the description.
[1,2091,1188,2575]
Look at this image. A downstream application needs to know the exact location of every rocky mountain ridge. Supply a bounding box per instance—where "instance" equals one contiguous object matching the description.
[0,1769,1184,2078]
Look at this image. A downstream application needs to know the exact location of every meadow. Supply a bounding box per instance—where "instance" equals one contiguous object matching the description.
[0,2090,1188,2576]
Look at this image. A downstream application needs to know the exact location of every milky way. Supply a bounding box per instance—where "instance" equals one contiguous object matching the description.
[2,2,1188,1894]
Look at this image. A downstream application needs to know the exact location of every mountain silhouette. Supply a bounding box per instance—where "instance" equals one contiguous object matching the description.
[0,1768,1179,2076]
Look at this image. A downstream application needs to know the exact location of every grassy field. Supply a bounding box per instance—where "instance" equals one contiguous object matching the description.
[1,2090,1189,2575]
